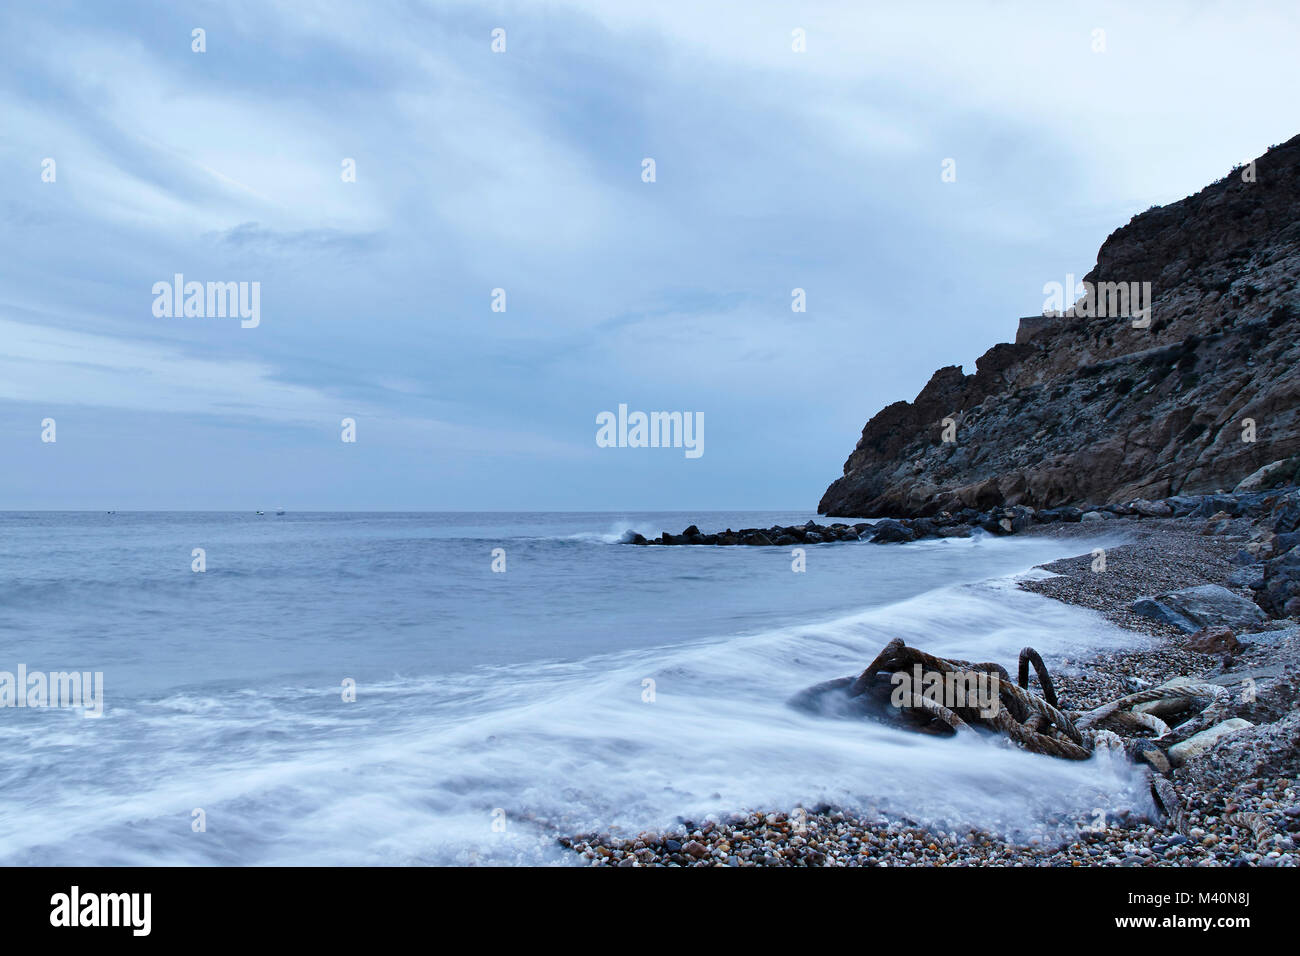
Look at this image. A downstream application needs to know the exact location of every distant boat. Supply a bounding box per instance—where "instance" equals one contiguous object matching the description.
[255,511,265,515]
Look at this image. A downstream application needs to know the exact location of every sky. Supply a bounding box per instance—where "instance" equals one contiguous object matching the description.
[1,0,1297,510]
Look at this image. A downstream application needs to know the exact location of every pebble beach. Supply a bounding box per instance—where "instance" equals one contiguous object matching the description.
[564,514,1300,866]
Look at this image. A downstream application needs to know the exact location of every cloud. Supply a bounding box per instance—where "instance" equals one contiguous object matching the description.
[0,314,368,424]
[1,0,1297,507]
[201,222,382,257]
[0,313,580,459]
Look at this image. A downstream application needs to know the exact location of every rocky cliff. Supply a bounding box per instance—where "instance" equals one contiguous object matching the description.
[820,134,1300,518]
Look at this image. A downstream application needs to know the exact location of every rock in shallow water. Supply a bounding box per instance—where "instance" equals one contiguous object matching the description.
[869,519,916,543]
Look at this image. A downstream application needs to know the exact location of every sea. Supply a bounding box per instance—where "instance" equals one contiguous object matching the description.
[0,510,1149,865]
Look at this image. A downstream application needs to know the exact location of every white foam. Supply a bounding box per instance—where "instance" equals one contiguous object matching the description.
[0,569,1151,865]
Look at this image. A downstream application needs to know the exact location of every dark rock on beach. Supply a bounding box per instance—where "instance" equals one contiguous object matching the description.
[1131,584,1270,633]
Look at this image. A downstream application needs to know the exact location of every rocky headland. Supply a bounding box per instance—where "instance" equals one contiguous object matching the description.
[819,134,1300,519]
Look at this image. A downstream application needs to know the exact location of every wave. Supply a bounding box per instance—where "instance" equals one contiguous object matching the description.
[0,564,1150,866]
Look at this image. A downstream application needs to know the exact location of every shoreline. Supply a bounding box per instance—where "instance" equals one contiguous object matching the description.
[564,515,1300,866]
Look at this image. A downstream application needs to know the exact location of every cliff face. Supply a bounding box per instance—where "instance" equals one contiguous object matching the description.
[819,134,1300,518]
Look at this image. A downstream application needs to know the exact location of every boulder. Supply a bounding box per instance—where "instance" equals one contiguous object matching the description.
[1005,506,1035,532]
[1165,495,1204,517]
[1133,499,1175,518]
[1273,531,1300,553]
[1199,511,1234,536]
[869,520,917,544]
[1228,564,1266,589]
[1259,547,1300,616]
[1272,494,1300,534]
[1193,494,1243,518]
[1186,626,1244,656]
[1130,584,1269,633]
[909,517,938,538]
[1234,459,1295,492]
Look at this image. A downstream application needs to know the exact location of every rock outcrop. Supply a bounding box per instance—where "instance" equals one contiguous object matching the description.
[820,134,1300,518]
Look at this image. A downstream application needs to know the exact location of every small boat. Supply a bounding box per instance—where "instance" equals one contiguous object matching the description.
[255,510,265,515]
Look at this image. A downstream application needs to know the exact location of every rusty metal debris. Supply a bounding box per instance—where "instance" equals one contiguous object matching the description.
[792,638,1252,838]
